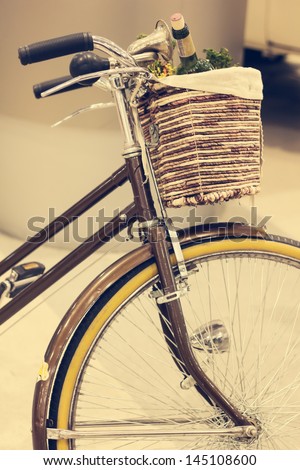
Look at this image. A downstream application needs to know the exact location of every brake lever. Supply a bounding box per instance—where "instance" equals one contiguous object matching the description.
[41,67,150,98]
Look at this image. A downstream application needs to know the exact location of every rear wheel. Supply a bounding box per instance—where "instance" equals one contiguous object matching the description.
[44,234,300,449]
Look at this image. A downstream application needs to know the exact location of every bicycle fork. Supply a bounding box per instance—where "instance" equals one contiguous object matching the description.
[124,138,255,436]
[113,75,255,438]
[130,164,255,435]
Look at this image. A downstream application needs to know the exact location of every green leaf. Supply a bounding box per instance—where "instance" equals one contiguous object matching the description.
[203,47,235,69]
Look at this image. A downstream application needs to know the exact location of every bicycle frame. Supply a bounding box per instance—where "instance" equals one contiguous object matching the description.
[0,164,133,325]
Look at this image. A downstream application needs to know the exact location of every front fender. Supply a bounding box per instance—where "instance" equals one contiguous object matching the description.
[32,222,264,448]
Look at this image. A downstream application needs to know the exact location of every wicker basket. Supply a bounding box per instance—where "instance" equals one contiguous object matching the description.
[138,77,263,208]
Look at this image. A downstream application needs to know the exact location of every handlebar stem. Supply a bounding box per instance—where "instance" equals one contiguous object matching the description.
[110,74,140,154]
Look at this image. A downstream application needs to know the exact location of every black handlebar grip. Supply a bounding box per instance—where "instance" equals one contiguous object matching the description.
[18,32,94,65]
[33,75,92,99]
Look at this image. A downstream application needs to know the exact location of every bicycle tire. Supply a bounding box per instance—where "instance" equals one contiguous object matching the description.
[36,229,300,450]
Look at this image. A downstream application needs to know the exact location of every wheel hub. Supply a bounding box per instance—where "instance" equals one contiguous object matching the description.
[190,320,230,353]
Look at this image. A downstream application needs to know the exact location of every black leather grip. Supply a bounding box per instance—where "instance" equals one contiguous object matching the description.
[18,32,94,65]
[33,75,91,99]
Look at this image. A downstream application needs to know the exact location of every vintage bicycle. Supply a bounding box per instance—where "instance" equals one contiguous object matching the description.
[0,20,300,450]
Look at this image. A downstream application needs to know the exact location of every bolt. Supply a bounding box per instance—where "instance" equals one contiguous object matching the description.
[245,426,258,438]
[119,214,127,222]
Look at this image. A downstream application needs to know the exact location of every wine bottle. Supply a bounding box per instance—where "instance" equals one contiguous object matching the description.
[170,13,213,74]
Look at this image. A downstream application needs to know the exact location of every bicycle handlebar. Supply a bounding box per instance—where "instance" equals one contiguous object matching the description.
[18,33,136,68]
[18,31,150,100]
[18,32,94,65]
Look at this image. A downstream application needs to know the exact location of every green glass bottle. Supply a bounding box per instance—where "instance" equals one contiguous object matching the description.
[170,13,213,74]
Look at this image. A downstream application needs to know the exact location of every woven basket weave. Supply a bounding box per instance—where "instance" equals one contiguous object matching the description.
[138,83,262,207]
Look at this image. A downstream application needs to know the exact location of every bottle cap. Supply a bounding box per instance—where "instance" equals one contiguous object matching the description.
[170,13,185,31]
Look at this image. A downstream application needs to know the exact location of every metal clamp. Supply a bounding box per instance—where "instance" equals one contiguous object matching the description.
[150,283,188,304]
[166,220,189,281]
[148,123,159,146]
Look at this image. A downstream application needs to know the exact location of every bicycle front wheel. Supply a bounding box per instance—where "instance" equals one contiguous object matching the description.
[44,231,300,450]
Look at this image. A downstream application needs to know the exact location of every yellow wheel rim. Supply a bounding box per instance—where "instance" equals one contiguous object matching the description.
[56,238,300,449]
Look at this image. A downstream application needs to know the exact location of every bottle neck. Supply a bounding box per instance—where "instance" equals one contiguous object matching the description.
[172,25,197,61]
